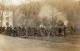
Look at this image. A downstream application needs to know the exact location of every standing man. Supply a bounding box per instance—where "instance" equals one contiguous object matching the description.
[58,26,63,37]
[63,25,67,37]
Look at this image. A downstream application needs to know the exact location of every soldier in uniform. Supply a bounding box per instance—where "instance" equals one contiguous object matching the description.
[58,26,63,37]
[63,25,67,37]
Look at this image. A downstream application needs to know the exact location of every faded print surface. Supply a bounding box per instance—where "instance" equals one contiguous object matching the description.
[0,0,79,51]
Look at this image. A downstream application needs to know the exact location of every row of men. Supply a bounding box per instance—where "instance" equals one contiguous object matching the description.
[0,26,67,37]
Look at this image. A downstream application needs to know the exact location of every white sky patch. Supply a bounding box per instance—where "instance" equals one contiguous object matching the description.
[0,0,23,5]
[10,0,23,5]
[74,0,80,1]
[0,0,43,5]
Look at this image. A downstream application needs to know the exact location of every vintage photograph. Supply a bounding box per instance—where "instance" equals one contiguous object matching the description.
[0,0,79,51]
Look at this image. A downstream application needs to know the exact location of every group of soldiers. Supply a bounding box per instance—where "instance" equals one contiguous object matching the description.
[0,25,68,37]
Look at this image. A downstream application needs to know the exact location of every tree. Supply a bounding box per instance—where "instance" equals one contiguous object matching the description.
[57,20,64,26]
[14,2,41,27]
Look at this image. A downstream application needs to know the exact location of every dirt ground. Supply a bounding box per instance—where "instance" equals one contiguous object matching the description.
[0,34,80,51]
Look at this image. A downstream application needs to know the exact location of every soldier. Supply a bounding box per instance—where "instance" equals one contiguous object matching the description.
[63,25,67,37]
[27,27,31,36]
[1,26,6,34]
[40,27,45,37]
[58,26,63,37]
[13,27,18,37]
[0,27,1,34]
[54,26,58,36]
[9,26,13,36]
[3,26,6,33]
[6,27,10,36]
[21,26,26,37]
[50,27,55,36]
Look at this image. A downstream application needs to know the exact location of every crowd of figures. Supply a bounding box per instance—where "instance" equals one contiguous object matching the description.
[0,26,74,38]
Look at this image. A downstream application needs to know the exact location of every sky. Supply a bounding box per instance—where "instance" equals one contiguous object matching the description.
[0,0,79,6]
[0,0,42,5]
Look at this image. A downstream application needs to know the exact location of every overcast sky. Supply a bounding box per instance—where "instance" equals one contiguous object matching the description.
[0,0,79,6]
[0,0,43,5]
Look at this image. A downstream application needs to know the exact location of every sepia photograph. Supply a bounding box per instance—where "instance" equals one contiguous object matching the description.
[0,0,79,51]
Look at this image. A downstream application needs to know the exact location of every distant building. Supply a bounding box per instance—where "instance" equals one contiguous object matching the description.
[2,10,13,27]
[0,10,2,27]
